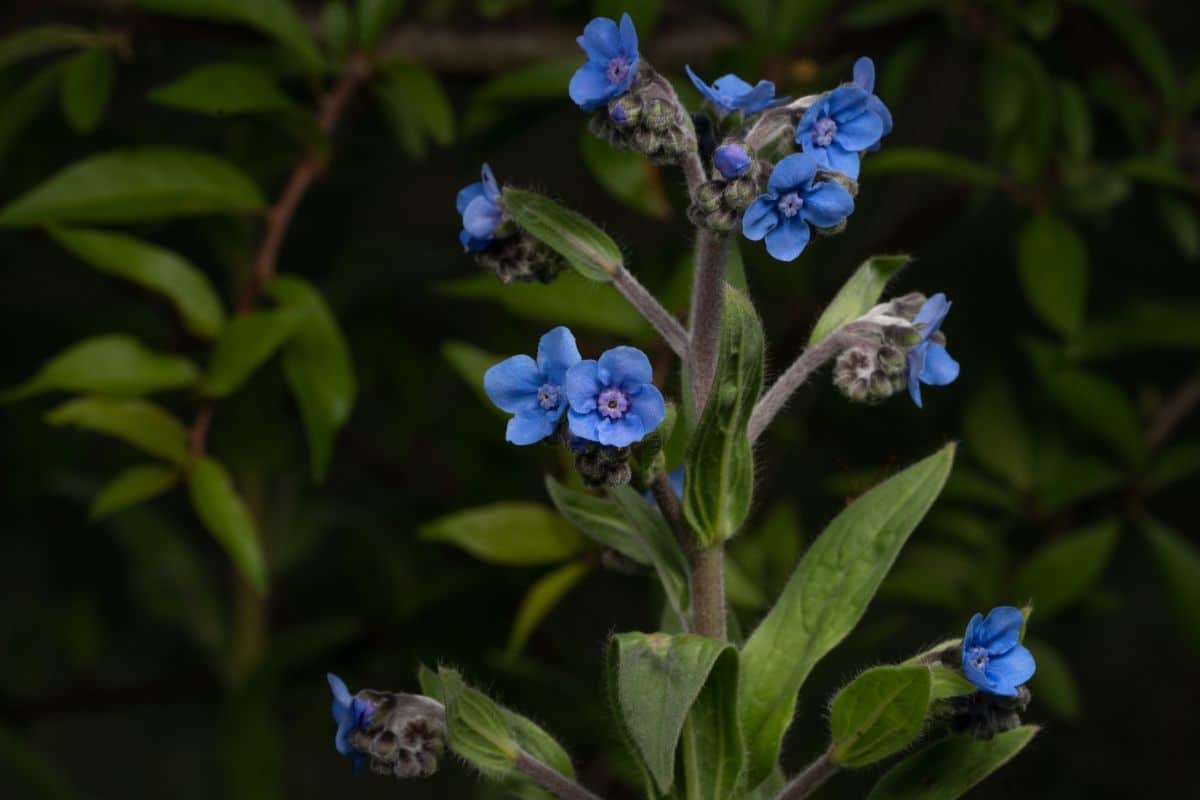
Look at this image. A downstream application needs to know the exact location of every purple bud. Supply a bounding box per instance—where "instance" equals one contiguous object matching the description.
[713,143,752,179]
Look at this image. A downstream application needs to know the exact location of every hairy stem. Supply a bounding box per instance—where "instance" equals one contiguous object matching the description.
[688,544,726,640]
[747,326,868,443]
[650,469,689,549]
[612,267,688,358]
[688,232,728,415]
[775,748,839,800]
[514,749,606,800]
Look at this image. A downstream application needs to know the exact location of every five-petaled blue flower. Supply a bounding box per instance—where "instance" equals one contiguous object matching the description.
[852,56,893,153]
[713,143,752,179]
[685,66,787,117]
[456,164,503,252]
[569,14,639,112]
[328,673,375,761]
[741,153,855,262]
[961,607,1036,697]
[906,293,960,408]
[565,346,665,447]
[484,327,581,445]
[795,86,883,180]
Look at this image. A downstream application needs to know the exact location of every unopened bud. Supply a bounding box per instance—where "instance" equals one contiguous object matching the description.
[947,687,1032,741]
[817,168,859,197]
[876,345,906,376]
[476,232,565,285]
[723,175,759,211]
[713,143,752,179]
[351,691,446,778]
[573,441,633,488]
[609,94,642,126]
[643,97,676,132]
[704,207,739,233]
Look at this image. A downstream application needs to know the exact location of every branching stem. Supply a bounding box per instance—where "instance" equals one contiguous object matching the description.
[688,231,728,415]
[774,747,840,800]
[612,267,688,358]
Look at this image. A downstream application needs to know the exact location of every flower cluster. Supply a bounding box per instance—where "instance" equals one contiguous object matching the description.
[456,165,564,284]
[327,674,447,778]
[688,142,772,233]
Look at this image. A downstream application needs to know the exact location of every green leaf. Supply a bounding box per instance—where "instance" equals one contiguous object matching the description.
[607,633,735,795]
[1139,516,1200,652]
[1026,638,1080,720]
[739,443,956,787]
[136,0,323,71]
[502,188,623,282]
[505,560,591,656]
[443,340,501,412]
[0,25,96,70]
[48,226,225,339]
[683,285,764,546]
[981,49,1026,139]
[861,147,1004,187]
[867,726,1039,800]
[188,457,268,594]
[463,58,579,134]
[830,665,932,768]
[680,644,744,800]
[1017,214,1087,335]
[1013,519,1120,618]
[200,310,302,397]
[809,254,910,345]
[420,502,584,566]
[1158,195,1200,259]
[376,60,455,151]
[437,272,648,340]
[357,0,404,47]
[963,381,1033,490]
[91,464,180,519]
[0,60,69,165]
[1074,0,1175,102]
[438,667,520,777]
[60,48,113,133]
[1,335,198,402]
[0,148,265,227]
[1117,156,1199,195]
[545,475,650,565]
[319,2,351,63]
[45,396,189,464]
[264,277,357,481]
[1142,442,1200,495]
[929,665,977,701]
[724,555,768,610]
[1071,302,1200,358]
[1055,80,1092,160]
[1022,0,1061,37]
[150,62,294,116]
[502,709,574,781]
[607,485,691,625]
[579,128,670,218]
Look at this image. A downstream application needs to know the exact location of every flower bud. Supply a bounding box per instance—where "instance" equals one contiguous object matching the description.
[868,370,894,402]
[876,345,906,376]
[352,690,446,778]
[703,207,739,233]
[573,440,633,488]
[609,93,643,127]
[713,143,752,179]
[476,232,565,285]
[817,168,859,197]
[693,180,725,213]
[887,292,928,321]
[947,687,1032,741]
[723,175,759,211]
[643,97,676,132]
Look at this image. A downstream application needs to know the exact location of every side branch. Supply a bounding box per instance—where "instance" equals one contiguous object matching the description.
[514,749,606,800]
[774,748,839,800]
[612,268,688,358]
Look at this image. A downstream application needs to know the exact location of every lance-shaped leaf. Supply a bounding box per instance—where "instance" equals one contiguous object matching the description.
[502,188,623,282]
[830,665,932,768]
[150,62,294,116]
[1,335,198,402]
[49,226,225,339]
[929,666,977,701]
[60,48,113,133]
[357,0,405,48]
[136,0,323,71]
[443,340,503,413]
[607,633,736,795]
[420,502,584,566]
[608,484,690,626]
[265,277,357,481]
[437,666,520,777]
[739,444,955,787]
[1140,516,1200,652]
[91,464,181,519]
[867,726,1040,800]
[1018,214,1088,336]
[809,254,910,345]
[683,644,745,800]
[200,309,303,397]
[1012,519,1119,618]
[545,475,650,565]
[188,457,268,594]
[684,285,764,546]
[45,396,189,464]
[0,25,96,70]
[506,559,592,657]
[0,148,265,226]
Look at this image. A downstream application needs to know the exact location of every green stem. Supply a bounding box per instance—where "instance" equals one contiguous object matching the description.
[514,749,606,800]
[688,231,728,416]
[774,747,839,800]
[688,544,726,640]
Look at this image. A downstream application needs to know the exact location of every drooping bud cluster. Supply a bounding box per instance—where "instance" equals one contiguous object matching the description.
[475,229,566,285]
[570,437,633,488]
[350,690,447,778]
[688,142,773,234]
[947,686,1032,740]
[833,343,907,404]
[590,68,696,165]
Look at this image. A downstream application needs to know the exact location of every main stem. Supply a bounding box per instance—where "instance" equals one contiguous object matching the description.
[688,231,728,415]
[775,748,839,800]
[514,749,606,800]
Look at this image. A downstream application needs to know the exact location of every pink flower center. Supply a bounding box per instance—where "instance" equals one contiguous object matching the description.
[597,387,630,419]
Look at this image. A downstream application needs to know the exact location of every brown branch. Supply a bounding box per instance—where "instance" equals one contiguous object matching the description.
[1146,371,1200,452]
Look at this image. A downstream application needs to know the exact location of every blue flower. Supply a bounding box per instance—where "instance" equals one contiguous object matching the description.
[906,293,960,408]
[456,164,503,252]
[685,66,787,116]
[327,673,375,760]
[569,14,639,111]
[565,346,665,447]
[852,56,893,152]
[795,86,883,180]
[484,327,581,445]
[741,153,855,262]
[961,607,1036,697]
[713,143,752,179]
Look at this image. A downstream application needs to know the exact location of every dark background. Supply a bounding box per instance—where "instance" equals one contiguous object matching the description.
[2,1,1197,798]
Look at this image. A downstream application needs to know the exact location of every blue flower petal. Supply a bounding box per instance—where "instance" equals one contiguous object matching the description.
[765,215,811,261]
[484,354,542,414]
[742,196,779,241]
[976,606,1025,653]
[596,414,645,447]
[597,346,653,389]
[768,153,819,194]
[463,195,503,238]
[801,141,837,173]
[618,13,638,62]
[565,359,601,413]
[456,182,485,215]
[868,94,893,137]
[536,326,581,385]
[853,56,876,93]
[567,408,601,442]
[834,108,885,151]
[713,73,755,97]
[827,85,870,119]
[823,142,862,179]
[569,63,614,110]
[714,143,752,179]
[914,293,952,339]
[737,80,781,114]
[460,230,490,253]
[919,343,960,387]
[328,673,352,706]
[988,643,1037,689]
[962,651,994,694]
[801,181,854,228]
[628,383,665,435]
[907,344,926,408]
[506,411,558,445]
[579,16,621,62]
[481,163,501,201]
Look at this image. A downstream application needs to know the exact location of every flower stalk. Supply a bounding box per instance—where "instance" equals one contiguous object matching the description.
[774,747,839,800]
[611,266,689,358]
[514,749,607,800]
